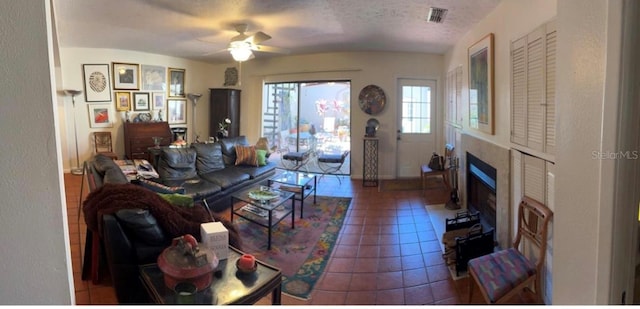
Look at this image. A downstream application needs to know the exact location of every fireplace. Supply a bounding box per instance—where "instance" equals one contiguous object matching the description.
[466,152,497,231]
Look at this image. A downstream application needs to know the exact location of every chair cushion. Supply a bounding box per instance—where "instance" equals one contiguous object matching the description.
[318,151,348,163]
[468,248,537,303]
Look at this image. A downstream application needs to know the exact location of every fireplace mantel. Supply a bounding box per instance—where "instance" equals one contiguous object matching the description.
[460,134,511,249]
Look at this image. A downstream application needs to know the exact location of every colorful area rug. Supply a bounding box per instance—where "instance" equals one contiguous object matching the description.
[378,178,423,191]
[234,195,351,299]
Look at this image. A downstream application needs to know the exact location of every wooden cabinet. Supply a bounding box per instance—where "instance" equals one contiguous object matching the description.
[123,122,172,159]
[209,88,240,138]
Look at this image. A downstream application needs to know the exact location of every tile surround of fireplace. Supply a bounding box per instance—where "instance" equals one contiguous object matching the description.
[460,133,511,249]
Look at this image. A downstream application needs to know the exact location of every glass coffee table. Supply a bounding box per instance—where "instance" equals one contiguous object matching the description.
[139,246,282,305]
[267,170,317,218]
[230,185,295,250]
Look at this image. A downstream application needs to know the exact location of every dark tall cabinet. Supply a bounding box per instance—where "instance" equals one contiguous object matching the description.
[209,88,240,138]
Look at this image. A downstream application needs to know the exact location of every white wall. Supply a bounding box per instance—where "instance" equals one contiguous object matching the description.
[0,0,73,304]
[554,0,623,304]
[58,48,219,171]
[221,51,444,179]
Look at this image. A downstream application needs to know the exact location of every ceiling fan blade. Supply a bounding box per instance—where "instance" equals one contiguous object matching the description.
[202,48,228,56]
[253,45,290,54]
[251,31,271,44]
[230,33,249,43]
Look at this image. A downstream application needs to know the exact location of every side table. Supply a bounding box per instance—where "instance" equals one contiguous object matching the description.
[139,246,282,305]
[363,137,379,187]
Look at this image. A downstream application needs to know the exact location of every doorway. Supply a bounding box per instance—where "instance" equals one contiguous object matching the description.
[396,78,437,178]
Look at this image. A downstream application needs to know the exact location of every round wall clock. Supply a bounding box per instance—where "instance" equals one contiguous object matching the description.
[358,84,386,115]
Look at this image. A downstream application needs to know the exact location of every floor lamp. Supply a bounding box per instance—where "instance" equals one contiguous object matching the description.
[187,93,202,143]
[65,89,83,175]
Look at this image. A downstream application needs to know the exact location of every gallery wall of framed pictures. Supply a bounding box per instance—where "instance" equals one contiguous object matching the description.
[80,62,187,126]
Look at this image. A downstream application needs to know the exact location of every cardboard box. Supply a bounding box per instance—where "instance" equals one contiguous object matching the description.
[200,222,229,260]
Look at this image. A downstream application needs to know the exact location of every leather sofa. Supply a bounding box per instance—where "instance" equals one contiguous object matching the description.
[155,135,277,211]
[85,136,276,303]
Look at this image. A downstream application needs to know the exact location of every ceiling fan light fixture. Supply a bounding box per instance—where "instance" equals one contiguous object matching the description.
[229,41,253,62]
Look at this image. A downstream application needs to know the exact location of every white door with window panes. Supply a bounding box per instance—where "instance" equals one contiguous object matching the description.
[396,79,437,178]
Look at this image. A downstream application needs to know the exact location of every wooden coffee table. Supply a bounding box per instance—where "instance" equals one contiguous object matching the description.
[139,246,282,305]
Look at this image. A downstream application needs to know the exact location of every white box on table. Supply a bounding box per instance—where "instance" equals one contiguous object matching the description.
[200,222,229,260]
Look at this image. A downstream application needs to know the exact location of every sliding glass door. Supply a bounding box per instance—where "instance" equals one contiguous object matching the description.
[262,81,351,174]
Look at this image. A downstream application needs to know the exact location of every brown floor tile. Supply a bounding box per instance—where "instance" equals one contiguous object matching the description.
[352,257,378,273]
[357,245,379,257]
[345,291,377,305]
[431,279,458,302]
[377,256,403,272]
[401,254,425,270]
[311,290,347,305]
[403,268,429,287]
[427,264,452,283]
[316,272,351,291]
[404,284,434,305]
[349,273,378,291]
[375,288,405,305]
[326,257,356,273]
[376,271,404,290]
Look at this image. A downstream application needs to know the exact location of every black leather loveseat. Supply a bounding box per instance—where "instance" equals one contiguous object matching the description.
[85,136,276,303]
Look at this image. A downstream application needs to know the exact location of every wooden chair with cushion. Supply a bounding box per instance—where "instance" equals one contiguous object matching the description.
[467,196,553,304]
[94,131,118,160]
[421,144,454,190]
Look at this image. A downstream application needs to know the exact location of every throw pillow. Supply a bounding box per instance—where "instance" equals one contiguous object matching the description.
[135,178,186,194]
[235,145,258,166]
[158,193,194,208]
[256,149,268,166]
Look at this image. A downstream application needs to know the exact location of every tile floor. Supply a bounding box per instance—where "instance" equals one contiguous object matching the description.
[65,172,531,305]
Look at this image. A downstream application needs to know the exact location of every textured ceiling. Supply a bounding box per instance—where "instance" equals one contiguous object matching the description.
[53,0,501,63]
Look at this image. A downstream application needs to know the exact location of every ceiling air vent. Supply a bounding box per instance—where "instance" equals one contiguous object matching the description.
[427,7,448,23]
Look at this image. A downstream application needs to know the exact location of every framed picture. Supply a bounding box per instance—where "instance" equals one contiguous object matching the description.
[141,64,166,91]
[152,92,166,110]
[82,64,112,102]
[112,62,139,90]
[167,99,187,124]
[468,33,494,135]
[88,104,113,128]
[168,67,186,97]
[115,92,131,111]
[133,92,150,111]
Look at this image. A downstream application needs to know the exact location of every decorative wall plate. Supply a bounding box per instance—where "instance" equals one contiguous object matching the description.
[358,85,386,115]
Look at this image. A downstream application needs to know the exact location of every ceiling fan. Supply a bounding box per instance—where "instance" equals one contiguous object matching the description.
[225,24,289,61]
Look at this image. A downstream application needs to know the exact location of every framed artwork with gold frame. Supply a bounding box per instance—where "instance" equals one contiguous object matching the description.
[468,33,494,135]
[115,91,131,111]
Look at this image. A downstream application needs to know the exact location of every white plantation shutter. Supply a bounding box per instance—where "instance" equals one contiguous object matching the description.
[545,21,557,155]
[510,20,556,158]
[511,37,527,145]
[455,66,463,125]
[523,153,546,204]
[526,27,545,152]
